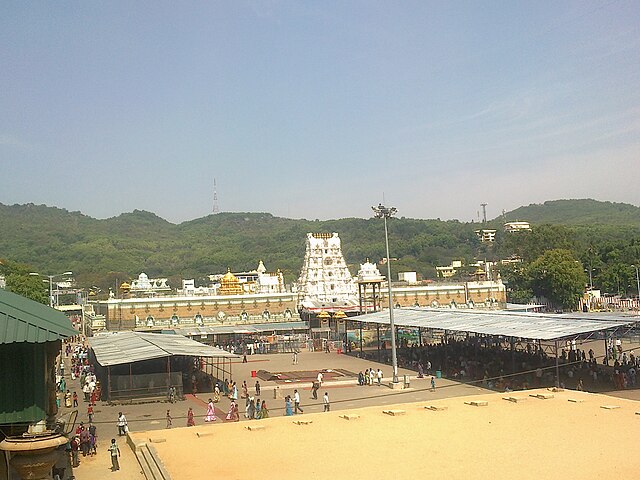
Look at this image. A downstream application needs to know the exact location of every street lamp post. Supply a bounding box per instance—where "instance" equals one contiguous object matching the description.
[30,271,73,307]
[372,203,399,383]
[632,265,640,305]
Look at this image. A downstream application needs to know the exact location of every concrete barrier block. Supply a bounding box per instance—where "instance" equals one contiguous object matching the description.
[502,397,526,403]
[600,405,620,410]
[148,437,166,443]
[529,393,554,399]
[196,431,214,438]
[340,414,360,420]
[383,409,406,416]
[424,405,448,411]
[568,398,584,403]
[464,400,488,407]
[246,425,265,431]
[293,420,313,425]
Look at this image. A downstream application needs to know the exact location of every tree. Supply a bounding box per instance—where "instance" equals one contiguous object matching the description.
[5,273,49,304]
[498,262,533,304]
[528,249,587,310]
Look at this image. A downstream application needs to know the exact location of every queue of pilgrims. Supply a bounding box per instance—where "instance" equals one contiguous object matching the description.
[392,335,637,392]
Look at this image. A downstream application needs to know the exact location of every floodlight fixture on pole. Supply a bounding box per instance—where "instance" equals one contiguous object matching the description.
[372,203,399,383]
[29,271,73,308]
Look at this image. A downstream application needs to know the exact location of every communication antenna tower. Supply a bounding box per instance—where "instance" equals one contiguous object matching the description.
[480,203,487,224]
[213,178,220,214]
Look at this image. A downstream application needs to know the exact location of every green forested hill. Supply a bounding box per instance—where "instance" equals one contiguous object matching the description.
[1,200,639,297]
[500,199,640,226]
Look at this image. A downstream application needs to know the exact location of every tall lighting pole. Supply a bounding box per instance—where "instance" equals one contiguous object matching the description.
[632,265,640,306]
[372,203,399,383]
[30,271,73,307]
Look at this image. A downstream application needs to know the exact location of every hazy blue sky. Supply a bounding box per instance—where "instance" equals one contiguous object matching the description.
[1,1,639,223]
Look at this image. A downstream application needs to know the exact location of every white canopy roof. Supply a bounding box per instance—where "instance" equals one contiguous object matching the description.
[89,331,238,366]
[354,307,636,341]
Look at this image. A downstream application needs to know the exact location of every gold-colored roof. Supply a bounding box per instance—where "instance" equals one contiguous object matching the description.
[120,282,131,290]
[222,269,238,282]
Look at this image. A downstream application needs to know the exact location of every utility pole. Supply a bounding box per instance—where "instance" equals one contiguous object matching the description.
[213,178,220,214]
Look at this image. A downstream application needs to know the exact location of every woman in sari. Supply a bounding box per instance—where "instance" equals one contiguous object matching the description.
[187,407,195,426]
[226,400,239,421]
[205,398,217,422]
[284,395,293,416]
[230,382,238,401]
[259,400,269,419]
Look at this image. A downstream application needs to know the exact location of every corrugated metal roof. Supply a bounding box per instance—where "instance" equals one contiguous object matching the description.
[0,288,77,344]
[176,321,308,336]
[355,307,636,341]
[89,331,239,366]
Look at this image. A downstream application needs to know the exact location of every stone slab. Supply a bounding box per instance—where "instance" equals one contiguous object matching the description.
[465,400,488,407]
[389,382,404,390]
[529,393,554,399]
[568,399,584,403]
[196,431,214,438]
[424,405,448,411]
[293,420,313,425]
[246,425,265,431]
[600,405,621,410]
[340,414,360,420]
[148,437,166,443]
[547,387,564,392]
[383,409,406,416]
[502,397,526,403]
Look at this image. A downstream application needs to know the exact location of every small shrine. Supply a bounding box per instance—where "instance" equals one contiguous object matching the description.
[219,269,243,295]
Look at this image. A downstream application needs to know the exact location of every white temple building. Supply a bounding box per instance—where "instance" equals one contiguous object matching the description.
[129,273,171,296]
[297,233,359,311]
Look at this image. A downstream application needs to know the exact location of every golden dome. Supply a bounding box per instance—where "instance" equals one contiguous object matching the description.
[119,282,131,291]
[222,268,238,282]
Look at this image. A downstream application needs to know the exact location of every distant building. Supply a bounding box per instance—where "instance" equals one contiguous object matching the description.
[475,229,497,243]
[398,272,418,283]
[128,272,171,297]
[436,260,463,278]
[504,221,531,233]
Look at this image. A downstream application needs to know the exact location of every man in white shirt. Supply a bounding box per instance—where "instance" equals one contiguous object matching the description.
[323,392,330,412]
[317,372,323,385]
[377,369,383,386]
[293,389,303,414]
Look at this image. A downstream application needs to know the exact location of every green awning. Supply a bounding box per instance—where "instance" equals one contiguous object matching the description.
[0,289,77,344]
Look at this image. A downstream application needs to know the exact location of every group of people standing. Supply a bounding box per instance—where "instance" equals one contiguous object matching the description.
[358,368,383,386]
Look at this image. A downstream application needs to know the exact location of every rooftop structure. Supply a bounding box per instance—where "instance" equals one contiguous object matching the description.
[475,229,497,243]
[129,273,171,297]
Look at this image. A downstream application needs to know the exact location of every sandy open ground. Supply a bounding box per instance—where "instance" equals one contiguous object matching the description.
[130,388,640,480]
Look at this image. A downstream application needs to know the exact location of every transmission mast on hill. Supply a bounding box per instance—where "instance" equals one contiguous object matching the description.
[213,179,220,214]
[480,203,487,224]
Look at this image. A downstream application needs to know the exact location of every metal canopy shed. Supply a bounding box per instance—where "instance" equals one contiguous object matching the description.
[353,307,638,387]
[88,331,238,400]
[353,307,635,341]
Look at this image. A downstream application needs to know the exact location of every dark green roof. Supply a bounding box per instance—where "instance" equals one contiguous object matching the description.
[0,289,77,344]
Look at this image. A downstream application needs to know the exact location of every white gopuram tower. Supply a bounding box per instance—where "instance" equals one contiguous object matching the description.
[297,233,358,310]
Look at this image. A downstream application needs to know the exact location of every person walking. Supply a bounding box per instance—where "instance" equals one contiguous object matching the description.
[117,412,127,436]
[323,392,330,412]
[284,395,293,416]
[187,407,196,426]
[293,389,304,414]
[255,380,261,396]
[205,398,217,422]
[166,410,172,428]
[377,369,383,386]
[108,439,120,472]
[431,376,436,392]
[311,381,319,400]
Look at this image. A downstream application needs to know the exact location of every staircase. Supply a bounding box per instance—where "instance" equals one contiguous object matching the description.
[134,442,171,480]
